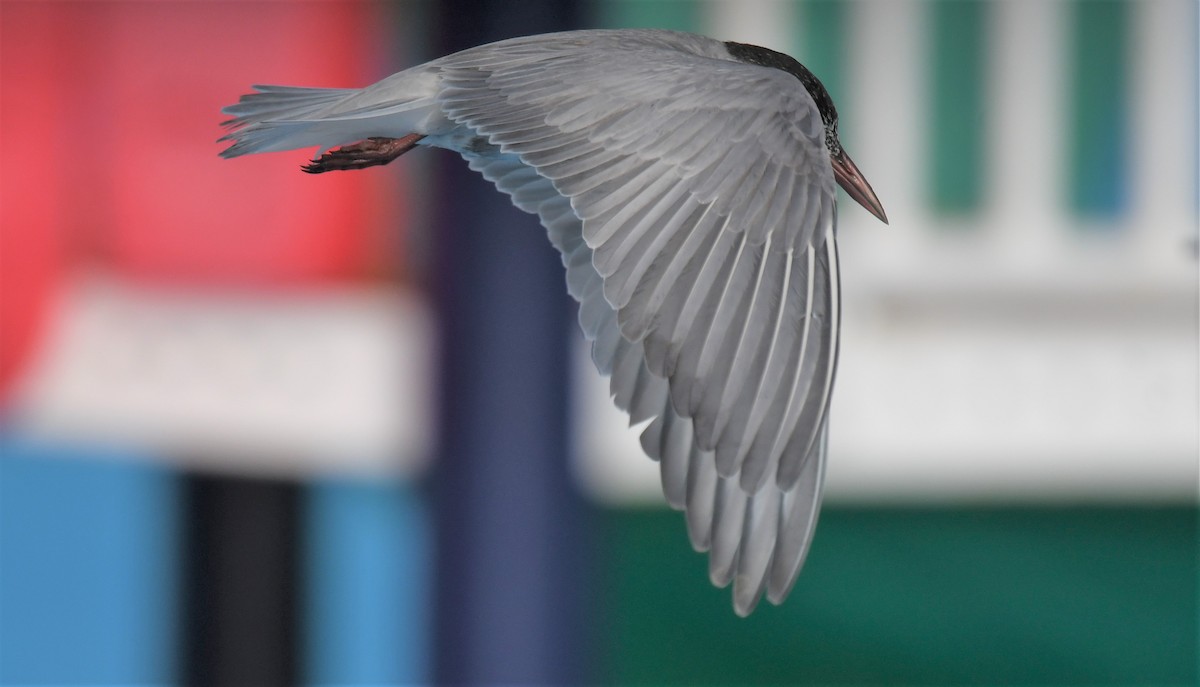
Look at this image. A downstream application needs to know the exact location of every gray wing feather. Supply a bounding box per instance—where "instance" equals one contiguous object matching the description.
[445,31,840,614]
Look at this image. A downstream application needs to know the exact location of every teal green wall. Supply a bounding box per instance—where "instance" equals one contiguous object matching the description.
[592,506,1197,685]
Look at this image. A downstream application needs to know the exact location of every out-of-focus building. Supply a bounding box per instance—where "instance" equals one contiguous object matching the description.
[1,1,1195,685]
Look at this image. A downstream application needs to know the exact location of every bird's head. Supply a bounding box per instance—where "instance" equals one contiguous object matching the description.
[724,41,888,225]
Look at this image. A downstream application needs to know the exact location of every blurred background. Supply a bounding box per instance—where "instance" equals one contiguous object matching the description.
[1,0,1196,685]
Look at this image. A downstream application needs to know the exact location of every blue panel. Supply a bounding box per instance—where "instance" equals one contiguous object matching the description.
[430,1,589,684]
[0,435,180,685]
[303,479,430,686]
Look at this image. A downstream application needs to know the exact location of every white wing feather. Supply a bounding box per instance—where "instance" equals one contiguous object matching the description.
[434,32,841,614]
[219,29,842,615]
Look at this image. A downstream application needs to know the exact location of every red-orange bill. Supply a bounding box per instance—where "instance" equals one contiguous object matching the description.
[831,150,888,224]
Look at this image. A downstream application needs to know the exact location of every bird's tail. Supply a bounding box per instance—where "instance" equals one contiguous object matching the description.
[219,85,358,158]
[220,66,440,161]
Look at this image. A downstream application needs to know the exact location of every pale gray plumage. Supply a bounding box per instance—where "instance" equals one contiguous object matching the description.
[219,28,884,616]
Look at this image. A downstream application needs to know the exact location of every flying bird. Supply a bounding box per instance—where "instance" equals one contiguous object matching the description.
[220,29,887,616]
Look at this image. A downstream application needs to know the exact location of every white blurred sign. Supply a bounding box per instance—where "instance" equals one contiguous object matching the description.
[10,273,433,478]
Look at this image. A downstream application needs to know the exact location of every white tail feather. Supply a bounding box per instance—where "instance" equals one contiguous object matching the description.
[218,75,438,159]
[219,85,357,157]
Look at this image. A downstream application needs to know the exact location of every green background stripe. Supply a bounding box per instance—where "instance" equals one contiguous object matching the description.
[930,0,986,214]
[796,0,847,115]
[795,0,850,214]
[592,505,1198,685]
[594,0,701,32]
[1070,0,1129,218]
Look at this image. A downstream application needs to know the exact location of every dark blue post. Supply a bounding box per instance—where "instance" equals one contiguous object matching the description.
[431,1,587,684]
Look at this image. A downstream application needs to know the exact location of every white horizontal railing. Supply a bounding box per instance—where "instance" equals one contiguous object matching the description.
[576,0,1199,503]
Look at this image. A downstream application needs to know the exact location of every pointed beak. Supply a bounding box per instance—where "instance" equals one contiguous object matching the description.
[831,150,888,224]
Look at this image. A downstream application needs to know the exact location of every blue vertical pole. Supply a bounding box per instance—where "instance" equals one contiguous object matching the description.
[431,1,587,684]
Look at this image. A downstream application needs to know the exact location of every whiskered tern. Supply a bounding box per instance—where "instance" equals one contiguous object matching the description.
[220,29,887,616]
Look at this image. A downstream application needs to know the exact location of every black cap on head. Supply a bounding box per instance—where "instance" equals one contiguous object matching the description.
[724,41,887,224]
[724,41,840,153]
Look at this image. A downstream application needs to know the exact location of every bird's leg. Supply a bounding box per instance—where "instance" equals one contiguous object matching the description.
[301,133,425,174]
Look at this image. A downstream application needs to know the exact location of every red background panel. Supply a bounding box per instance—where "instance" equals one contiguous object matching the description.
[1,1,408,399]
[2,2,69,402]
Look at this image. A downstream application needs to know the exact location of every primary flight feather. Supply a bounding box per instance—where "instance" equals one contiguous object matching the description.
[219,28,887,616]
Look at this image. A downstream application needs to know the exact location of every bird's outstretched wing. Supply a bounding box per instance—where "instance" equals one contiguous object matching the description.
[436,33,841,615]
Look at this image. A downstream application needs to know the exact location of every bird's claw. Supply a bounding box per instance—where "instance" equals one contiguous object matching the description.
[301,134,424,174]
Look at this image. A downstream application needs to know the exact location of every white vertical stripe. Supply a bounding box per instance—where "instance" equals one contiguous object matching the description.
[842,0,929,265]
[986,0,1069,262]
[703,0,796,55]
[1130,0,1199,261]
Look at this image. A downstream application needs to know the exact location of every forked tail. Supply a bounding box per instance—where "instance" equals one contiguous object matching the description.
[219,77,437,170]
[219,85,356,158]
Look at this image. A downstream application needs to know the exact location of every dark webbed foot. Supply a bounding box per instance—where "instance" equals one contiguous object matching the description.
[301,134,425,173]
